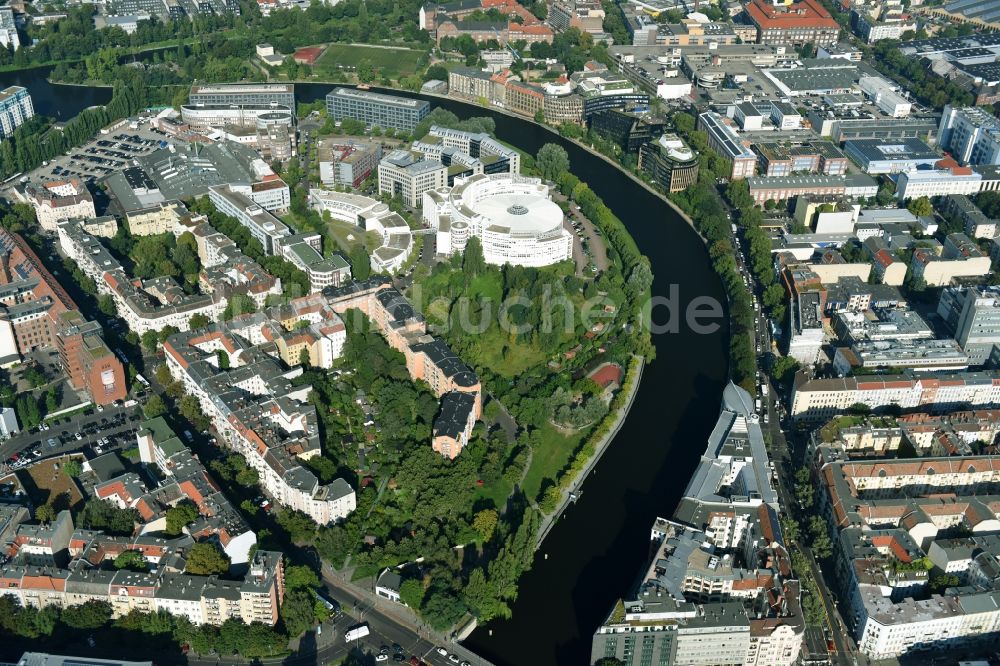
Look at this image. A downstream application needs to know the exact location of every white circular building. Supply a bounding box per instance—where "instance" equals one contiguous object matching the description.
[423,174,573,267]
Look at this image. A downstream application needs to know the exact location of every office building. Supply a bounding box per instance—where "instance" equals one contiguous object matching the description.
[857,76,911,118]
[317,139,382,188]
[0,86,33,140]
[188,83,294,108]
[377,150,447,208]
[938,286,1000,366]
[938,105,1000,166]
[638,134,700,193]
[179,103,294,131]
[744,0,840,45]
[896,160,984,200]
[590,110,665,153]
[698,112,756,180]
[309,189,414,275]
[843,138,940,174]
[748,174,878,205]
[423,173,574,268]
[832,339,970,375]
[208,184,291,256]
[326,87,430,133]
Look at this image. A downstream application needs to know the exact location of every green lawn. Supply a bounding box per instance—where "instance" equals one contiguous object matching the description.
[315,44,429,79]
[521,421,585,500]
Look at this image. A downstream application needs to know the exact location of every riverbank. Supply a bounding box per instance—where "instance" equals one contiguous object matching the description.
[535,356,645,547]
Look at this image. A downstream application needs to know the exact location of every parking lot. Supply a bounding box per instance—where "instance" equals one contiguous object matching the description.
[0,403,144,474]
[33,126,167,185]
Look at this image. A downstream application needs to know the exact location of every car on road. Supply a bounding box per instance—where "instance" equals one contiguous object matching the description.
[375,656,389,663]
[436,648,448,657]
[448,656,459,664]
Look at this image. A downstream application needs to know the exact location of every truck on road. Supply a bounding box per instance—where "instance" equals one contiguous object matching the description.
[345,624,370,642]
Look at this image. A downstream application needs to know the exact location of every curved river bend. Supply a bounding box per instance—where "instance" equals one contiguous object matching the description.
[0,71,730,666]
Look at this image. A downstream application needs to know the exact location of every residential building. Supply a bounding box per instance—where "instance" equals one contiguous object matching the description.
[791,371,1000,421]
[325,87,430,133]
[744,0,840,45]
[910,233,991,287]
[188,83,295,108]
[592,384,801,666]
[941,193,997,240]
[377,150,448,208]
[504,80,545,117]
[164,324,357,524]
[832,339,970,375]
[125,200,191,237]
[17,179,95,232]
[0,229,125,405]
[0,86,33,140]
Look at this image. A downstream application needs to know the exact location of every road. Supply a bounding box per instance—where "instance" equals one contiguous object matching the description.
[715,185,861,665]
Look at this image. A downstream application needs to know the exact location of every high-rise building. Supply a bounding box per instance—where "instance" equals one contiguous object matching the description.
[638,134,700,192]
[377,150,447,208]
[325,87,430,133]
[0,86,33,140]
[938,286,1000,366]
[938,105,1000,166]
[0,7,19,51]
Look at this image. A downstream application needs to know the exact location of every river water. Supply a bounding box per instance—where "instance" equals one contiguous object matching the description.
[0,72,729,666]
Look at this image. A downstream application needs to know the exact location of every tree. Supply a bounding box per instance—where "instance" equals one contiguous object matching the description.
[60,600,113,629]
[165,501,199,536]
[141,330,159,354]
[35,503,56,523]
[348,244,371,280]
[15,394,41,430]
[929,574,961,594]
[284,564,320,591]
[143,394,168,419]
[222,294,257,321]
[114,549,147,571]
[235,467,259,487]
[280,589,317,637]
[536,143,569,182]
[462,236,486,279]
[907,196,933,217]
[185,542,230,575]
[399,578,425,609]
[473,508,498,542]
[97,294,117,316]
[62,458,82,478]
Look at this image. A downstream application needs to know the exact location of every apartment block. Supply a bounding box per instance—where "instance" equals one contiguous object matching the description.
[0,86,33,140]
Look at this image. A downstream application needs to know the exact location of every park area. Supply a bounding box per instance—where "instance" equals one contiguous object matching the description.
[314,43,429,80]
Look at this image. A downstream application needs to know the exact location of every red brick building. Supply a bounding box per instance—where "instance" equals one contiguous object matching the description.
[744,0,840,46]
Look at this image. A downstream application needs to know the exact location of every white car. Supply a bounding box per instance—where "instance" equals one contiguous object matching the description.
[375,656,388,663]
[436,648,448,657]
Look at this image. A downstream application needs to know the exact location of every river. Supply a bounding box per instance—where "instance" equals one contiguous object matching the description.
[0,72,729,666]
